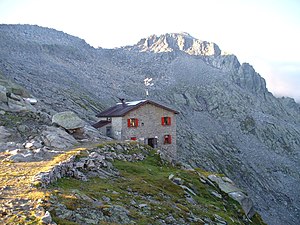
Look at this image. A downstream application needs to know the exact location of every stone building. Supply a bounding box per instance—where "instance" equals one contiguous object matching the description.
[93,99,179,160]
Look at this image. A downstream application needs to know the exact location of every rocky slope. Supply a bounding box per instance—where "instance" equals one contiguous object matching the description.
[0,24,299,225]
[0,139,265,225]
[40,142,265,225]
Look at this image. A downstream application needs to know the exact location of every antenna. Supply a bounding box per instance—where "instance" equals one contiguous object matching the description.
[144,77,154,98]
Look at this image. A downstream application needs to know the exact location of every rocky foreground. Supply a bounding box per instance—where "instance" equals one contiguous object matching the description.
[1,141,266,225]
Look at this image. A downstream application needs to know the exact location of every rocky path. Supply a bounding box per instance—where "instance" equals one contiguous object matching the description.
[0,160,47,224]
[0,142,102,224]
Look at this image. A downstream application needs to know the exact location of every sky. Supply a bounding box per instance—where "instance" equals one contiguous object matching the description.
[1,0,300,101]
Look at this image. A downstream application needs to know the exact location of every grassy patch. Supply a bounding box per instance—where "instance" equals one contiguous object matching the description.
[46,151,266,225]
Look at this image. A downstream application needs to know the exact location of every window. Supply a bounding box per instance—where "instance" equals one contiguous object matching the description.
[127,118,139,127]
[164,135,172,144]
[161,117,171,126]
[131,137,137,141]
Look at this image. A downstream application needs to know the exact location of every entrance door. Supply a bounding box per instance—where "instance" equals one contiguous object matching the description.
[106,126,112,137]
[147,138,158,148]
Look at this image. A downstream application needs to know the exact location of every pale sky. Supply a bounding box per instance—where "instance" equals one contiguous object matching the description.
[1,0,300,101]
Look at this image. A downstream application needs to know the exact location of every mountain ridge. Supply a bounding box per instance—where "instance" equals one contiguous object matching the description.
[0,24,299,225]
[126,32,224,56]
[124,32,269,97]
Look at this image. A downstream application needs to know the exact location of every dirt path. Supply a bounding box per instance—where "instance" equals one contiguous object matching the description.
[0,142,103,224]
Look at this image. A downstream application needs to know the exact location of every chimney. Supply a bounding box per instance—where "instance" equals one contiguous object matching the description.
[118,97,126,107]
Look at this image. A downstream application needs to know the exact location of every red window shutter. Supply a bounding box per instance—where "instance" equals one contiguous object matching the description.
[161,117,164,126]
[168,117,171,125]
[135,119,139,127]
[127,119,131,127]
[168,135,172,144]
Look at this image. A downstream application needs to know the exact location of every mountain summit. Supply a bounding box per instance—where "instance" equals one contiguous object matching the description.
[129,32,223,56]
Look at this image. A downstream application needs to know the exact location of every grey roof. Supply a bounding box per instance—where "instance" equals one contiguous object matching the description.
[92,120,111,128]
[96,100,179,117]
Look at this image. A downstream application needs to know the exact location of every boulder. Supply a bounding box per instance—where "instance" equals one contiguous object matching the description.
[52,111,85,130]
[0,126,11,141]
[0,97,36,112]
[41,211,52,224]
[0,85,8,103]
[41,126,78,149]
[32,148,54,160]
[0,142,23,153]
[0,83,35,112]
[106,205,131,224]
[208,175,242,194]
[229,191,255,218]
[208,174,255,218]
[82,124,102,140]
[72,169,87,181]
[5,152,35,162]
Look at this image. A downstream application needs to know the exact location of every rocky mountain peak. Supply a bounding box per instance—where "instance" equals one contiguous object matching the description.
[129,32,222,56]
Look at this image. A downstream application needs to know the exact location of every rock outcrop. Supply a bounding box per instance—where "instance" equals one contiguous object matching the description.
[130,33,222,56]
[40,126,79,149]
[0,73,36,112]
[207,174,255,218]
[0,126,12,141]
[52,111,85,130]
[0,84,36,112]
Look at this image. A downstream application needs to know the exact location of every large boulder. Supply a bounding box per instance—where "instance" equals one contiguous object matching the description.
[41,126,78,149]
[229,191,255,218]
[82,124,111,141]
[52,111,85,130]
[208,175,255,218]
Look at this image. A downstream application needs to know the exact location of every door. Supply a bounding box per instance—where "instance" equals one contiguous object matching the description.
[106,126,112,137]
[147,138,158,148]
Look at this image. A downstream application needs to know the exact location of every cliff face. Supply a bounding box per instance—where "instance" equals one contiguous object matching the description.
[0,25,299,225]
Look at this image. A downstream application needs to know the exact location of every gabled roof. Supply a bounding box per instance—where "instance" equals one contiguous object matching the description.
[92,120,111,128]
[96,100,179,117]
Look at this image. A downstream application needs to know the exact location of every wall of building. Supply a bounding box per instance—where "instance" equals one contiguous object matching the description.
[96,117,123,140]
[111,117,123,140]
[121,103,177,161]
[96,119,110,137]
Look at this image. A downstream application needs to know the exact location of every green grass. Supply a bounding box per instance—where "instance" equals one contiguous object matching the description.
[46,150,266,225]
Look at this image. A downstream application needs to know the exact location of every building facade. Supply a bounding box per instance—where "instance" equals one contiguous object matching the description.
[93,100,178,161]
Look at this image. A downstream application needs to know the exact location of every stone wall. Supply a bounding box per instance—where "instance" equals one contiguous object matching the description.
[111,117,122,139]
[32,154,79,188]
[32,142,151,188]
[122,103,177,161]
